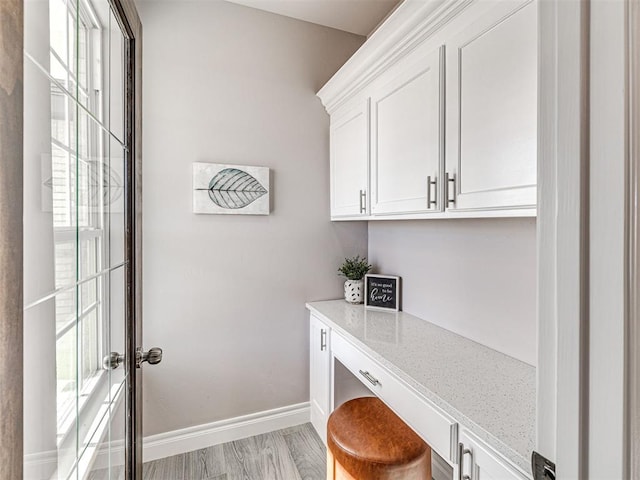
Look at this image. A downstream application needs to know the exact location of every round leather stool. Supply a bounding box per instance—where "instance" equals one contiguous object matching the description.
[326,397,432,480]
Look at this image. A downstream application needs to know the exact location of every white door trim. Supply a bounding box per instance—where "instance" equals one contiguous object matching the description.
[537,0,590,477]
[626,0,640,477]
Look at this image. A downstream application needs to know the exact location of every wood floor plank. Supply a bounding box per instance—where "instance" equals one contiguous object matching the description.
[277,424,309,436]
[223,437,254,480]
[143,453,186,480]
[184,444,226,479]
[130,423,325,480]
[206,474,228,480]
[282,424,326,480]
[223,431,302,480]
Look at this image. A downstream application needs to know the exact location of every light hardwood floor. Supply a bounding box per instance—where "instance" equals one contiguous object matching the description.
[90,423,326,480]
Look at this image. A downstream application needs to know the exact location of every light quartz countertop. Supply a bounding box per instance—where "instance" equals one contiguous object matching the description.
[306,299,535,474]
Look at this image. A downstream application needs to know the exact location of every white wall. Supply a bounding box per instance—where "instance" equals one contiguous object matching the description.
[368,218,537,366]
[137,0,367,436]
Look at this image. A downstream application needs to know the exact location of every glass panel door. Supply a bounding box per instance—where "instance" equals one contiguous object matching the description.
[23,0,132,478]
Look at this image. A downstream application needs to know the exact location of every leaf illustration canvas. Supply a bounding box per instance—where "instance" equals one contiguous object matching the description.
[193,162,270,215]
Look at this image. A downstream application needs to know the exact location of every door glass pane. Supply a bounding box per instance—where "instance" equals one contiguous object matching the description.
[87,399,126,480]
[49,0,66,61]
[23,58,58,305]
[23,297,78,480]
[108,267,126,393]
[24,0,131,477]
[109,9,124,142]
[77,0,108,116]
[78,108,106,282]
[107,400,127,479]
[108,138,125,267]
[56,322,77,430]
[50,87,72,146]
[25,0,78,96]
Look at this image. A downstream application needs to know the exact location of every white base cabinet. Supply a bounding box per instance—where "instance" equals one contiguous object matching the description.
[307,306,533,479]
[459,430,530,480]
[309,314,331,444]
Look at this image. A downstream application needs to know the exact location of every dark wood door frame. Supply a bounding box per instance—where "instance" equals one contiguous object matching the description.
[109,0,144,477]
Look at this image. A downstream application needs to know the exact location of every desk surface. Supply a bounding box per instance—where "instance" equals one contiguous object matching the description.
[306,300,535,474]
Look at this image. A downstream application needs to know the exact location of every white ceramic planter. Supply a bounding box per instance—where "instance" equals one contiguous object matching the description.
[344,279,364,304]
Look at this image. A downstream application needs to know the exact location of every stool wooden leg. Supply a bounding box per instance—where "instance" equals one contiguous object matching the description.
[327,449,334,480]
[424,447,432,480]
[327,450,358,480]
[335,462,357,480]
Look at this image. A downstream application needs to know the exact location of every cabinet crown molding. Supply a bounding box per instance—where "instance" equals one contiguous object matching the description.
[317,0,473,114]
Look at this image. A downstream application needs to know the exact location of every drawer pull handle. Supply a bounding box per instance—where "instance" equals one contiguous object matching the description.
[359,370,381,387]
[458,442,473,480]
[320,329,327,351]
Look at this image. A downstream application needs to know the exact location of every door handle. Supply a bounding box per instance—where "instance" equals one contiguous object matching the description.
[103,352,125,370]
[136,347,163,368]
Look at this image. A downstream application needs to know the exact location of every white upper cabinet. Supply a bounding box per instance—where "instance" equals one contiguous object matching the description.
[330,100,369,218]
[445,0,537,212]
[318,0,538,220]
[371,47,444,215]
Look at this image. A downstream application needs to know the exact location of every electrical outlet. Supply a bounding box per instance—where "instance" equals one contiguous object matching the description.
[532,451,556,480]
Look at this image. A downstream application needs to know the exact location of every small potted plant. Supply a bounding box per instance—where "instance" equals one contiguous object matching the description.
[338,255,372,304]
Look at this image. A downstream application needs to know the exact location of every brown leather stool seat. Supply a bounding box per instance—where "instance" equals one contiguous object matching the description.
[326,397,432,480]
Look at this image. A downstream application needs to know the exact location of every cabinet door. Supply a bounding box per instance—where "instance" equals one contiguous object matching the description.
[309,314,331,443]
[459,430,529,480]
[330,100,369,218]
[446,0,537,212]
[371,47,444,215]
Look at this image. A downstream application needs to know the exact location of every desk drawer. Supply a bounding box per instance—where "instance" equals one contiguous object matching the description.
[332,332,457,463]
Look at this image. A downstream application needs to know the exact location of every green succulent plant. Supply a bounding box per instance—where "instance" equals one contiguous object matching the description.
[338,255,372,281]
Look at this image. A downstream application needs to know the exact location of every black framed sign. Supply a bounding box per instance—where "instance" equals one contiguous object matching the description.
[365,274,400,311]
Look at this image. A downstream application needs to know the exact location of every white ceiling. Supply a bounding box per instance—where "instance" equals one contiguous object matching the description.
[223,0,401,36]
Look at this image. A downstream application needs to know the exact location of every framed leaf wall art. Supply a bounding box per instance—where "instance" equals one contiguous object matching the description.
[193,162,270,215]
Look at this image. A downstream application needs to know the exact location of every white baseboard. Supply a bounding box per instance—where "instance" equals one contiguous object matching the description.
[432,451,454,480]
[143,402,311,462]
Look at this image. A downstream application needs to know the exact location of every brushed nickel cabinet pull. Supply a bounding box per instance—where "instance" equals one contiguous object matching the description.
[359,190,367,214]
[427,176,437,209]
[320,329,327,351]
[358,369,381,387]
[446,172,456,206]
[458,442,473,480]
